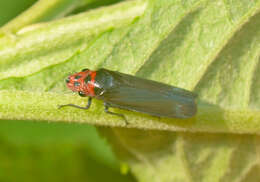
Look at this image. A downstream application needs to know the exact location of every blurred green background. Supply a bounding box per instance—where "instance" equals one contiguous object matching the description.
[0,0,135,181]
[0,0,36,26]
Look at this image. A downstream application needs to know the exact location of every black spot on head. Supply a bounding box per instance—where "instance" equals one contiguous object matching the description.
[75,75,81,79]
[84,75,91,84]
[74,82,80,87]
[78,91,86,97]
[82,68,89,72]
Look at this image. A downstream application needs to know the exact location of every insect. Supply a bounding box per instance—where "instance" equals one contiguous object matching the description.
[59,68,197,122]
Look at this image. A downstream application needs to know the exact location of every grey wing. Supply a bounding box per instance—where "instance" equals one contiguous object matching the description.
[100,86,197,118]
[103,69,197,98]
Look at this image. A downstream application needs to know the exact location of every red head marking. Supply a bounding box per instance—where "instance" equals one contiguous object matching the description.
[66,69,97,97]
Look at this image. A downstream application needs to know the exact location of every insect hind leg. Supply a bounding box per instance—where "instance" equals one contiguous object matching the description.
[104,103,128,125]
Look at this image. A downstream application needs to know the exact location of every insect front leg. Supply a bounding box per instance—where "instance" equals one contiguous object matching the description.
[104,103,128,125]
[58,97,92,110]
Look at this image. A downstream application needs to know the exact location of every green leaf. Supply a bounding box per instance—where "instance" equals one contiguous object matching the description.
[0,0,107,33]
[0,0,260,181]
[100,128,260,182]
[0,0,36,26]
[0,0,259,133]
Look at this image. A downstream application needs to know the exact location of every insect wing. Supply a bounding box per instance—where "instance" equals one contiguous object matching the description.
[99,69,197,118]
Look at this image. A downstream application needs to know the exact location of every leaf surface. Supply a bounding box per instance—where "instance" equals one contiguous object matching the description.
[0,0,260,181]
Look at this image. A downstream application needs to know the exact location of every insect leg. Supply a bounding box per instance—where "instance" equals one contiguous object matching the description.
[58,97,92,110]
[104,103,128,125]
